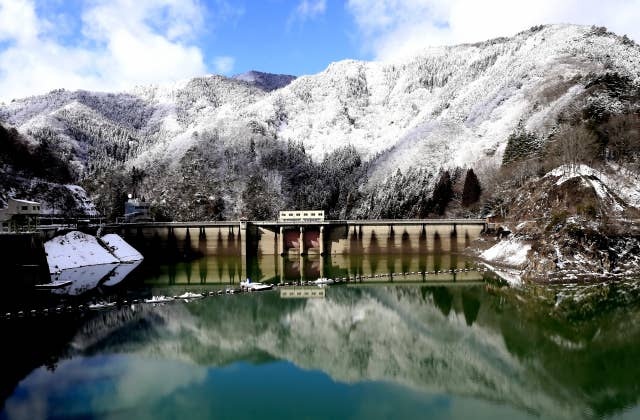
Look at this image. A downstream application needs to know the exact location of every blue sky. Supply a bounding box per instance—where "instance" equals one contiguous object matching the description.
[201,1,366,76]
[30,0,368,77]
[1,0,639,101]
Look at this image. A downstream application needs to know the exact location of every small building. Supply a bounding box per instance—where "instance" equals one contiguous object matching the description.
[485,213,498,231]
[124,198,152,222]
[0,199,41,232]
[278,210,325,222]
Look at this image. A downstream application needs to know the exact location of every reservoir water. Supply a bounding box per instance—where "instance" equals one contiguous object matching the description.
[2,253,640,419]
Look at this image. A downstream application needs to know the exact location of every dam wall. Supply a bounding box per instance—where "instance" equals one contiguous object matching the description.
[110,220,485,259]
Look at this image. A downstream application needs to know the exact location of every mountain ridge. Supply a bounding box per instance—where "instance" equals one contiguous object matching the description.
[232,70,297,92]
[1,24,639,222]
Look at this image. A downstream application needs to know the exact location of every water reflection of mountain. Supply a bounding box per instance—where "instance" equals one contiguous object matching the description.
[70,285,640,419]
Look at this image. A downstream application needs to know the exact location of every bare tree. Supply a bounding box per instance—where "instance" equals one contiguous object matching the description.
[549,125,599,171]
[602,114,640,162]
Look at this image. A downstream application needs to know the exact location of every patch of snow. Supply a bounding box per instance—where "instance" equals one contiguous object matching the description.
[546,163,626,211]
[100,234,144,262]
[481,237,531,267]
[45,231,118,273]
[547,164,597,185]
[587,179,622,211]
[599,163,640,209]
[554,245,565,269]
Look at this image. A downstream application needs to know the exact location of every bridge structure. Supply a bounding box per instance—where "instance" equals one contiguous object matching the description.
[105,218,487,258]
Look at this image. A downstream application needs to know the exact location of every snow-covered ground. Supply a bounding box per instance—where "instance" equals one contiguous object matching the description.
[479,237,532,285]
[101,234,144,262]
[546,163,640,212]
[480,237,532,268]
[45,231,143,273]
[45,231,119,273]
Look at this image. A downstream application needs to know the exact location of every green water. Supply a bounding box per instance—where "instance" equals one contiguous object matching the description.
[2,256,640,419]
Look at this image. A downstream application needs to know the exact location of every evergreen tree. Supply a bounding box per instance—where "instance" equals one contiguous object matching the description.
[432,171,453,215]
[461,169,482,207]
[129,166,145,198]
[248,138,256,162]
[502,124,540,165]
[242,174,273,220]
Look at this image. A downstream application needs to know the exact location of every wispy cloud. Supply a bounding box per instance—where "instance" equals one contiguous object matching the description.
[213,55,235,74]
[346,0,640,61]
[0,0,241,101]
[288,0,327,27]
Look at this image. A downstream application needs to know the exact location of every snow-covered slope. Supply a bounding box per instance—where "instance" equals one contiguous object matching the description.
[481,237,531,268]
[253,24,639,180]
[232,70,296,92]
[45,232,143,273]
[45,231,119,272]
[100,234,144,262]
[2,24,639,220]
[546,164,640,210]
[2,25,638,178]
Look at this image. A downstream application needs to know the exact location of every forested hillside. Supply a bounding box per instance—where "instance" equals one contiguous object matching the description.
[1,24,639,222]
[0,123,97,215]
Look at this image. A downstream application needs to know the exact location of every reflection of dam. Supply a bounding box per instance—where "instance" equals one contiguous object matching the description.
[140,253,485,285]
[110,219,486,258]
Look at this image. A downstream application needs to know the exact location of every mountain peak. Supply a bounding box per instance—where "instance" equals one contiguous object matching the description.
[232,70,296,92]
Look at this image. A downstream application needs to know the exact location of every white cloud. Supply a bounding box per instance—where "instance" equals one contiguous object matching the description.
[0,0,239,101]
[346,0,640,61]
[213,55,235,74]
[288,0,327,26]
[0,0,39,44]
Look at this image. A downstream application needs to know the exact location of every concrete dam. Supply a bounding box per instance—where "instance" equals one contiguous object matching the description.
[108,219,487,258]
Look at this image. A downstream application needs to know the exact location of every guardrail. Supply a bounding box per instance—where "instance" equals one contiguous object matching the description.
[105,218,487,228]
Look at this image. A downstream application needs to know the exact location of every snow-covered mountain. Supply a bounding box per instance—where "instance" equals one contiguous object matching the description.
[1,24,639,220]
[232,70,296,92]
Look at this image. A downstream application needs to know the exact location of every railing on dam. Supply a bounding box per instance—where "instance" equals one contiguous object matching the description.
[105,220,240,228]
[106,218,487,228]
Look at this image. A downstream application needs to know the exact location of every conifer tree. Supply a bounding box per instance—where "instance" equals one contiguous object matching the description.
[461,169,482,207]
[432,171,453,215]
